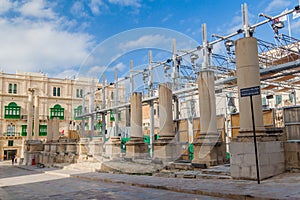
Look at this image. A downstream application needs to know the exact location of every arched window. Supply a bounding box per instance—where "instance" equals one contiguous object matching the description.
[4,102,21,119]
[74,105,82,120]
[50,104,64,120]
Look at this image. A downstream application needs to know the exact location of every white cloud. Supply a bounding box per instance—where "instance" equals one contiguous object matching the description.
[0,1,95,76]
[119,34,172,51]
[55,69,79,79]
[0,0,15,14]
[19,0,56,19]
[71,1,89,18]
[86,65,107,77]
[265,0,291,12]
[113,62,126,71]
[108,0,141,7]
[89,0,105,15]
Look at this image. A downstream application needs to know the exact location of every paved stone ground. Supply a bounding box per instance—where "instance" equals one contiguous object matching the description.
[0,161,225,200]
[1,161,300,200]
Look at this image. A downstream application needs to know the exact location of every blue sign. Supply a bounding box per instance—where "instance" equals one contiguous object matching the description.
[240,86,260,97]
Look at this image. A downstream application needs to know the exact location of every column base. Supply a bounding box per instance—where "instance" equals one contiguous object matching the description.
[230,131,285,180]
[88,137,104,156]
[153,138,181,162]
[126,137,149,159]
[192,140,226,167]
[104,136,121,159]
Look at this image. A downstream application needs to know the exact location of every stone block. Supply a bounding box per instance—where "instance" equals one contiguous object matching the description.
[243,154,256,166]
[126,141,148,159]
[269,152,284,165]
[230,154,243,165]
[154,141,181,162]
[258,153,270,166]
[230,164,241,178]
[230,140,285,180]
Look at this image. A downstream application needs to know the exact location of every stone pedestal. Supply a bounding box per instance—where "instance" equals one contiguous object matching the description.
[153,138,181,162]
[77,138,89,156]
[105,136,121,159]
[24,140,44,165]
[88,137,104,156]
[230,134,285,180]
[126,137,148,159]
[192,141,226,167]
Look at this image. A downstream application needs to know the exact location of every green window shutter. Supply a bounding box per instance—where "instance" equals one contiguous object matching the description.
[110,110,115,121]
[74,105,82,120]
[13,84,17,94]
[4,102,21,119]
[57,87,61,96]
[276,95,282,105]
[39,125,47,136]
[50,104,64,120]
[53,87,56,96]
[8,83,12,93]
[21,125,27,136]
[8,140,13,146]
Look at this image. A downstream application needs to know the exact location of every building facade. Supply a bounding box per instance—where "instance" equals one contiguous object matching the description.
[0,71,122,161]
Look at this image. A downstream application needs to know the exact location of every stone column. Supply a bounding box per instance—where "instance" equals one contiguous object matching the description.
[198,70,218,141]
[158,83,174,139]
[47,119,53,141]
[153,83,180,162]
[230,37,285,180]
[126,92,148,159]
[130,92,143,138]
[192,70,225,167]
[236,37,265,135]
[34,96,39,140]
[27,91,33,140]
[52,118,60,140]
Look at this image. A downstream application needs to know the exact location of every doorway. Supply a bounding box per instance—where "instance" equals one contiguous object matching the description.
[4,150,17,160]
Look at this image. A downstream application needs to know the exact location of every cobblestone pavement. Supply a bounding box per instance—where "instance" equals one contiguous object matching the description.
[0,162,226,200]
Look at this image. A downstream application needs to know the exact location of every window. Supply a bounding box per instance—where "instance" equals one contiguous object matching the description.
[110,110,121,121]
[111,91,114,100]
[4,102,21,119]
[74,105,82,120]
[7,83,17,94]
[13,84,17,94]
[8,83,12,93]
[50,104,64,120]
[21,125,27,136]
[53,87,61,97]
[76,89,83,98]
[7,124,15,136]
[8,140,13,146]
[39,125,47,136]
[57,87,61,96]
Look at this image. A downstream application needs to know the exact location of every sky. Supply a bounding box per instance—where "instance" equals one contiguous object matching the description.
[0,0,300,82]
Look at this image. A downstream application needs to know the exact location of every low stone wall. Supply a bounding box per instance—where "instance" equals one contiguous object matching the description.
[40,138,104,166]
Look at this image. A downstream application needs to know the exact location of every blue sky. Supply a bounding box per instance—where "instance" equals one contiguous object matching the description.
[0,0,300,82]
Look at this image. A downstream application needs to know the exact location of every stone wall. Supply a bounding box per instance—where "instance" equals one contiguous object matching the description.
[284,140,300,172]
[230,141,285,180]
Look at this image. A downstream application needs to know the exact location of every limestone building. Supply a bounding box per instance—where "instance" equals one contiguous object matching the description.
[0,71,121,161]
